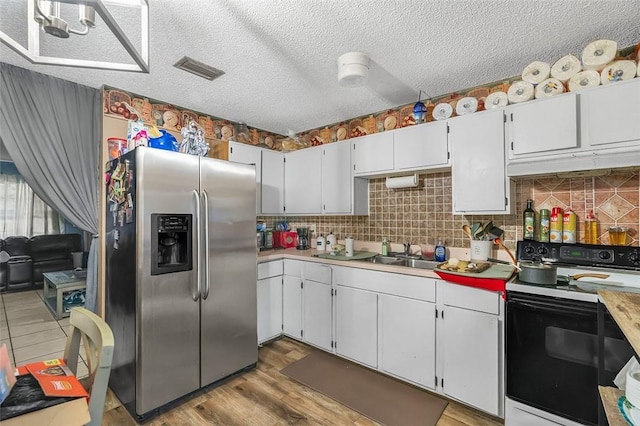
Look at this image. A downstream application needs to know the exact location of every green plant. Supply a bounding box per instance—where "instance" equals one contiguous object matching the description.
[470,221,504,241]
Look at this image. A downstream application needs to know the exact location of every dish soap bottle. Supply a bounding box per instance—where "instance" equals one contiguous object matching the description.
[584,210,598,244]
[435,238,446,262]
[381,238,389,256]
[523,199,535,240]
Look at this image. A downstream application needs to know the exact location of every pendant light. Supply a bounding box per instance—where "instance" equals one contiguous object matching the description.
[413,90,431,124]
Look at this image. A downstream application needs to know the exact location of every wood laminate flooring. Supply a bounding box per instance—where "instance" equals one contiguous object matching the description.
[102,338,503,425]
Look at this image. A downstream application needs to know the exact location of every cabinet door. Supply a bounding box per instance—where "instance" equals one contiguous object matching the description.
[261,150,284,214]
[303,280,332,351]
[257,276,282,344]
[449,109,508,213]
[441,305,500,416]
[335,285,378,368]
[394,121,449,170]
[380,294,436,389]
[285,146,322,214]
[352,132,394,176]
[228,141,262,214]
[282,275,302,339]
[509,94,578,156]
[322,142,352,214]
[581,79,640,148]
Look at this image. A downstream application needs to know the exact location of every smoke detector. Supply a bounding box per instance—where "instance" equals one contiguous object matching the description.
[337,52,370,87]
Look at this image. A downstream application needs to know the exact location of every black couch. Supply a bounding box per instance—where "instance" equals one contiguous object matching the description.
[0,234,82,292]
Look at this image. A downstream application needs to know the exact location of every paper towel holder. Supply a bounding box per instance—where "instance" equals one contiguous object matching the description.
[385,174,419,189]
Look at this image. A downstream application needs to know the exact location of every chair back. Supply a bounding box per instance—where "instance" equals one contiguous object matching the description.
[63,307,114,426]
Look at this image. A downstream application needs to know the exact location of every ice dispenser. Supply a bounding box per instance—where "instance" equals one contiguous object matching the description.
[151,214,192,275]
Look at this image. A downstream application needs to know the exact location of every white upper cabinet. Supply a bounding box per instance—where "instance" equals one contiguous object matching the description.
[449,109,512,214]
[261,149,285,214]
[393,121,449,171]
[228,141,262,214]
[284,146,322,214]
[507,93,578,157]
[580,78,640,149]
[322,141,352,214]
[352,132,394,176]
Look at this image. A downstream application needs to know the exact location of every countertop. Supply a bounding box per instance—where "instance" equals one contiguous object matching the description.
[598,289,640,425]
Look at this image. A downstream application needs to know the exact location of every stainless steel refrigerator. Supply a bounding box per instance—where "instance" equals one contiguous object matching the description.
[105,147,257,421]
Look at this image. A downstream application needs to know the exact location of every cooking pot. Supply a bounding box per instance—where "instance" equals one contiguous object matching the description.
[518,261,557,285]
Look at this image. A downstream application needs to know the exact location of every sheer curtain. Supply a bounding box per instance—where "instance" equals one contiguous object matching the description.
[0,173,63,238]
[0,63,100,313]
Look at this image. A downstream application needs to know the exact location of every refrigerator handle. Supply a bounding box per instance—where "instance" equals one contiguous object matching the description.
[192,189,201,301]
[201,190,210,300]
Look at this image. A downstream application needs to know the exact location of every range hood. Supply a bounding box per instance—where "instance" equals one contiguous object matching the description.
[507,147,640,178]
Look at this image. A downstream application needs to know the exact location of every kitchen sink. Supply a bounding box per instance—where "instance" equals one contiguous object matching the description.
[361,255,439,270]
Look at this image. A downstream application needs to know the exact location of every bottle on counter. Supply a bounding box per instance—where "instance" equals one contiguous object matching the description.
[326,232,336,252]
[435,237,446,262]
[550,207,563,243]
[538,209,550,242]
[584,210,598,244]
[563,209,577,243]
[523,199,535,240]
[317,234,326,251]
[381,238,389,256]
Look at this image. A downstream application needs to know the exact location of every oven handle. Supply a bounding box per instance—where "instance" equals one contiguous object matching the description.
[508,299,597,317]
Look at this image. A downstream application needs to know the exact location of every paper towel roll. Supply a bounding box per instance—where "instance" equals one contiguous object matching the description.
[385,174,418,189]
[507,81,535,104]
[601,60,637,85]
[568,70,601,92]
[522,61,551,85]
[627,370,640,407]
[345,237,354,257]
[485,91,508,109]
[551,54,582,82]
[535,78,565,99]
[582,39,618,71]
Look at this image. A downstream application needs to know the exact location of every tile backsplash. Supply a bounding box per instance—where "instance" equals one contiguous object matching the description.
[259,169,639,250]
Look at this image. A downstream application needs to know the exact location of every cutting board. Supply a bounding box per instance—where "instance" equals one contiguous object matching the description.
[314,251,378,261]
[435,264,517,281]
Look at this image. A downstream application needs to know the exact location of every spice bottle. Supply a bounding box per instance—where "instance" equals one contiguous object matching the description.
[563,209,577,243]
[584,210,598,244]
[381,238,389,256]
[435,238,446,262]
[539,209,550,242]
[550,207,563,243]
[523,199,536,240]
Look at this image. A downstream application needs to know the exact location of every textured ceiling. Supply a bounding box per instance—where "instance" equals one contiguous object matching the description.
[1,0,639,135]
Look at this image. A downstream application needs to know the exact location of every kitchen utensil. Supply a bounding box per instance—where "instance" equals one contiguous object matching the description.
[494,238,518,266]
[556,273,610,285]
[518,261,557,285]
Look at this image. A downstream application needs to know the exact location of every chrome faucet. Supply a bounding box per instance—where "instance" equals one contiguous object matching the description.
[403,242,412,256]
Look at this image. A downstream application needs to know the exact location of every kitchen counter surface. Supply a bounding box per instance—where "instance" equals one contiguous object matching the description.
[258,247,440,278]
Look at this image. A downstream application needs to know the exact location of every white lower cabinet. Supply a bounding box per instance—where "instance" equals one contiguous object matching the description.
[380,294,436,389]
[437,280,503,417]
[282,274,303,339]
[335,285,378,368]
[257,276,283,344]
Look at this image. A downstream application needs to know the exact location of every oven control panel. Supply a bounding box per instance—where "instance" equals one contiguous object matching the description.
[517,241,640,270]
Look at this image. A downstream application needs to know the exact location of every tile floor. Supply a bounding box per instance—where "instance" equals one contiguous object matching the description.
[0,289,89,378]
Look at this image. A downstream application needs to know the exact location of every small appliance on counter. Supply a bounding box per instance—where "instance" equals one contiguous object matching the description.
[273,231,297,248]
[296,227,310,250]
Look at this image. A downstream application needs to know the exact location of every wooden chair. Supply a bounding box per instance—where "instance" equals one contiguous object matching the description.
[63,307,115,426]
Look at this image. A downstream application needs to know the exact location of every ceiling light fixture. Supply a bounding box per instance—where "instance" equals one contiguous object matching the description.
[0,0,149,72]
[337,52,370,87]
[174,57,225,81]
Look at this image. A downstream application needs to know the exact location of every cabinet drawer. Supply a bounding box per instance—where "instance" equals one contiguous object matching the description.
[257,260,283,280]
[333,266,435,302]
[284,259,303,277]
[303,262,332,284]
[438,281,501,315]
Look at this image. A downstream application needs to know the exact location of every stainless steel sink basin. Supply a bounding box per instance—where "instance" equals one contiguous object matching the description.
[400,258,440,270]
[367,255,404,265]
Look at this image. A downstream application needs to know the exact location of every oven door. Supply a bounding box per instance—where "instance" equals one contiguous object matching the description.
[506,292,600,425]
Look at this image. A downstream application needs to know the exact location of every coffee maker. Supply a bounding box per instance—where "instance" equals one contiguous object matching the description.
[296,227,310,250]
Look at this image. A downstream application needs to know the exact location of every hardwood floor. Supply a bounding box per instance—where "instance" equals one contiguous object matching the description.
[102,338,503,425]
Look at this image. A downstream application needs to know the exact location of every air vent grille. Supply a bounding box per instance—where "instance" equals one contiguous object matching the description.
[173,56,225,81]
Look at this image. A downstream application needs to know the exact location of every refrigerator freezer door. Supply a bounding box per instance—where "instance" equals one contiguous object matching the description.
[135,148,201,415]
[199,157,258,386]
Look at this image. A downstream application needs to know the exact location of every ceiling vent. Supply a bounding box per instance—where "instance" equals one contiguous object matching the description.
[174,57,225,81]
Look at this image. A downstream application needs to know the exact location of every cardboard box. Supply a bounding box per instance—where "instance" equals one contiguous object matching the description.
[2,397,90,426]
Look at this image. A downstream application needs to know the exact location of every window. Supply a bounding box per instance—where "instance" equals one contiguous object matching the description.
[0,173,64,238]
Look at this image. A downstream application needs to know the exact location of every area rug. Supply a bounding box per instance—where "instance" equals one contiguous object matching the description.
[281,350,448,426]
